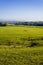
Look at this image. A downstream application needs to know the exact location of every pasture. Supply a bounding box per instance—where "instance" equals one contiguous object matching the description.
[0,26,43,65]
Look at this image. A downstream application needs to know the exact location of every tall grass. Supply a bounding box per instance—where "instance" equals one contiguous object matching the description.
[0,26,43,46]
[0,26,43,65]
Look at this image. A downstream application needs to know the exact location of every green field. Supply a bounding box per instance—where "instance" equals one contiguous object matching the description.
[0,26,43,65]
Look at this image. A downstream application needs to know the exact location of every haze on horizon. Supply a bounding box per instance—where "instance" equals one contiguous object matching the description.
[0,0,43,21]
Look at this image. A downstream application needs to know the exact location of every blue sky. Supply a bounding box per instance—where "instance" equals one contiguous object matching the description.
[0,0,43,21]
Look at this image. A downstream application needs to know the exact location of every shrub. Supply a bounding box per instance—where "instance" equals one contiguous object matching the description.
[29,41,39,47]
[6,40,11,46]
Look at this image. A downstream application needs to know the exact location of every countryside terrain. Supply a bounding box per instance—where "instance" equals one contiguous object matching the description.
[0,26,43,65]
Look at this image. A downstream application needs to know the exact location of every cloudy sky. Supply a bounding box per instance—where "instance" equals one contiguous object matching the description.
[0,0,43,21]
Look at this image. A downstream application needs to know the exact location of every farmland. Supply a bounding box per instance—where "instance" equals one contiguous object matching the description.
[0,26,43,65]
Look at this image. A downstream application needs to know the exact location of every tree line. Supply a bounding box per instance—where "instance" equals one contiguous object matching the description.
[0,21,43,26]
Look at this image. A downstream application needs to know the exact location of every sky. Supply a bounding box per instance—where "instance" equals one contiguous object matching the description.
[0,0,43,21]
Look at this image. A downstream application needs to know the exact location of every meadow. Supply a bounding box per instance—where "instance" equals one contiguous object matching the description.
[0,26,43,65]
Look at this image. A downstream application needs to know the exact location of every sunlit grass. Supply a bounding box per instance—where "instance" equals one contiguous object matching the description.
[0,26,43,65]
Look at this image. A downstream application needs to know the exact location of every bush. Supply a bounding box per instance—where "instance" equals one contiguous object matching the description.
[29,41,39,47]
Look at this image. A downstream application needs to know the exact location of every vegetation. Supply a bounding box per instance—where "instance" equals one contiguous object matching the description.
[0,21,43,26]
[0,47,43,65]
[0,26,43,46]
[15,21,43,26]
[0,25,43,65]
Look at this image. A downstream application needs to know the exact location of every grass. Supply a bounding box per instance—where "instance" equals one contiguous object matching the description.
[0,26,43,65]
[0,26,43,46]
[0,47,43,65]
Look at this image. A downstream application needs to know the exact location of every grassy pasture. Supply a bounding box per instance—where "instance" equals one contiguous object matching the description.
[0,47,43,65]
[0,26,43,46]
[0,26,43,65]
